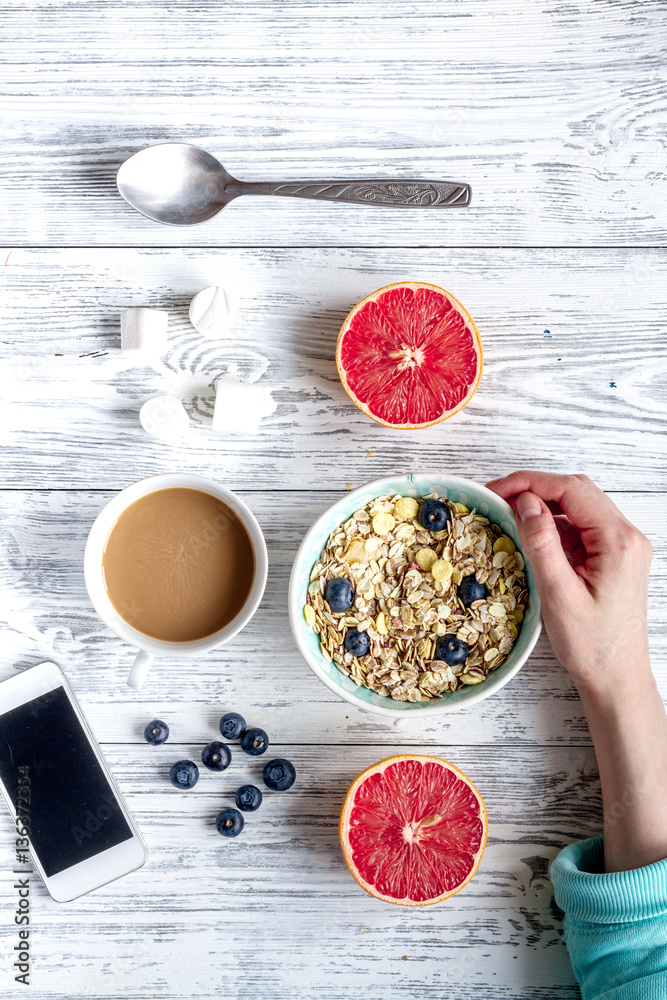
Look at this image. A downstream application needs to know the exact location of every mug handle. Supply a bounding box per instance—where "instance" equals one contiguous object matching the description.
[127,650,154,690]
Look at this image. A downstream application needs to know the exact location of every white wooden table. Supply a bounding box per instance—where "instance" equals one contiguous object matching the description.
[1,3,666,997]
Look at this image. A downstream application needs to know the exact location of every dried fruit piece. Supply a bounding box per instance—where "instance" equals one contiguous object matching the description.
[415,547,438,572]
[375,611,389,635]
[394,497,419,521]
[493,536,516,555]
[345,539,368,563]
[431,558,453,582]
[459,672,484,685]
[304,605,316,628]
[372,512,396,535]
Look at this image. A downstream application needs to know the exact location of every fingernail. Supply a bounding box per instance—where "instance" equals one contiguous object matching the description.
[516,492,542,521]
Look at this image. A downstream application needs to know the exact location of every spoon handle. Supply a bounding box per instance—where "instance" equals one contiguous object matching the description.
[226,178,471,208]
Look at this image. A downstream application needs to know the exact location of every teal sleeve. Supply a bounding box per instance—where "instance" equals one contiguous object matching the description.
[551,837,667,1000]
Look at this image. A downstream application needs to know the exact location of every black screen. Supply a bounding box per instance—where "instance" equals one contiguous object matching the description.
[0,686,133,876]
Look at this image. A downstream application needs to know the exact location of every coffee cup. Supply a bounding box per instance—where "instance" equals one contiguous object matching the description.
[84,473,268,689]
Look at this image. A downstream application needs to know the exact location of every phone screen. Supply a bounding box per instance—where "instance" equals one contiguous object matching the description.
[0,686,133,877]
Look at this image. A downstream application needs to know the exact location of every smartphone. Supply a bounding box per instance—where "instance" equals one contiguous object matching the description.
[0,661,146,901]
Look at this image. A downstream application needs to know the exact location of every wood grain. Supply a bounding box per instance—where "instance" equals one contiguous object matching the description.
[0,488,664,747]
[0,744,596,998]
[1,247,666,490]
[1,0,666,247]
[2,3,667,995]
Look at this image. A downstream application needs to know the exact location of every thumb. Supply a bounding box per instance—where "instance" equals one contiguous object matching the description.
[514,492,574,593]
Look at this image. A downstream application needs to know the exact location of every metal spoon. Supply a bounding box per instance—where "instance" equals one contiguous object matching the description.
[116,142,471,226]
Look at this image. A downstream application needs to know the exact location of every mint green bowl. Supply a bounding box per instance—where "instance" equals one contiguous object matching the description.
[288,474,542,720]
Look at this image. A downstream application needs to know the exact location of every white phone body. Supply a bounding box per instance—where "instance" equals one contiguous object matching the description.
[0,661,147,901]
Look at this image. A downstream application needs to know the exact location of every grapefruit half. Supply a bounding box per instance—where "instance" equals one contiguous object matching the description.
[339,754,487,906]
[336,282,482,429]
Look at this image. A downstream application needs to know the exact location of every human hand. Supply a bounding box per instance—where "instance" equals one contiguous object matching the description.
[485,472,652,694]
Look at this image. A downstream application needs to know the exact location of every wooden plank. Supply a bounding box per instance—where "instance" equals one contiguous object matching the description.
[1,3,665,994]
[1,1,666,247]
[0,488,664,746]
[0,744,595,998]
[1,247,666,491]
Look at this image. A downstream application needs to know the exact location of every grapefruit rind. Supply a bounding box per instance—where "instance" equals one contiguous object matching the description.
[339,754,487,907]
[335,282,483,430]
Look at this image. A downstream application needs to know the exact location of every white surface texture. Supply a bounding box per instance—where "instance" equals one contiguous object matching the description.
[1,1,666,998]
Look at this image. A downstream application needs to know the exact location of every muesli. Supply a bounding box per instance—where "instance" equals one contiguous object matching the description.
[303,493,528,702]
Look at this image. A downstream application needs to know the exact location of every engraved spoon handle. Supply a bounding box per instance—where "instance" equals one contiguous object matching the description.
[225,178,471,208]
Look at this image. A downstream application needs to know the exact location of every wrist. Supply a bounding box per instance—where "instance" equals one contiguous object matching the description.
[574,656,655,709]
[559,630,651,698]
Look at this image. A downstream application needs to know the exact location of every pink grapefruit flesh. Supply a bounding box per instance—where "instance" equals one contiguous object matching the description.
[336,282,482,429]
[339,754,487,906]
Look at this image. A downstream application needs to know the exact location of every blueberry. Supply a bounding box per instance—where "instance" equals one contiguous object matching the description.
[434,634,469,666]
[324,577,354,613]
[201,741,232,771]
[240,727,269,756]
[216,808,244,838]
[235,784,263,811]
[344,629,370,657]
[169,760,199,789]
[418,499,452,532]
[262,758,296,792]
[458,575,488,606]
[219,712,246,741]
[144,719,169,745]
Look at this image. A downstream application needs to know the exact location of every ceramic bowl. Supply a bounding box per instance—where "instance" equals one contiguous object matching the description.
[288,473,542,720]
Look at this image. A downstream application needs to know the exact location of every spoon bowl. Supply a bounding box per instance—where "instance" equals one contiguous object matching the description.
[117,143,237,225]
[117,142,472,226]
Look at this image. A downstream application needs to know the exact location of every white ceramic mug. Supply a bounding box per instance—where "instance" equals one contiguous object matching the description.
[84,473,268,690]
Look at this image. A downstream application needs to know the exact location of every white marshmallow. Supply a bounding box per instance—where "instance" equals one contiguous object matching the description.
[212,374,275,435]
[189,286,233,339]
[121,308,168,355]
[139,395,189,441]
